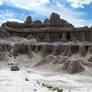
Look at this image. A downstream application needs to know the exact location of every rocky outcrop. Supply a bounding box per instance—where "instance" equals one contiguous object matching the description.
[0,43,11,52]
[0,43,11,60]
[1,21,31,28]
[11,65,19,71]
[32,20,42,24]
[1,12,74,29]
[48,12,74,27]
[13,44,28,56]
[25,16,32,24]
[50,12,60,21]
[12,44,91,57]
[44,18,51,27]
[61,33,68,42]
[1,26,92,42]
[35,55,57,66]
[1,12,92,43]
[44,12,74,27]
[62,59,85,74]
[0,28,10,38]
[31,20,43,28]
[0,52,7,60]
[88,56,92,62]
[0,41,91,74]
[0,42,91,58]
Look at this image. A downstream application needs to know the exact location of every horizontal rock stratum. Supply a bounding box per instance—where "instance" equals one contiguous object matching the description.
[0,12,92,74]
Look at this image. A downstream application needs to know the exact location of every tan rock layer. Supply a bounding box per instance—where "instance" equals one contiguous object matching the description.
[1,12,74,28]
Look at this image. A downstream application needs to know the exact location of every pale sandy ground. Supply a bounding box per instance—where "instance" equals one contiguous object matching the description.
[0,60,92,92]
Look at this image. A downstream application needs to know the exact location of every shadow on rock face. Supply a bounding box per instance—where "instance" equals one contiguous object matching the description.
[62,59,85,74]
[34,55,57,67]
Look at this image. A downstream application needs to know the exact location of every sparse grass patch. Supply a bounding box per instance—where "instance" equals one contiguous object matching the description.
[53,87,63,92]
[42,82,63,92]
[46,84,53,89]
[25,77,30,81]
[36,80,41,84]
[36,80,63,92]
[27,71,30,73]
[42,83,47,87]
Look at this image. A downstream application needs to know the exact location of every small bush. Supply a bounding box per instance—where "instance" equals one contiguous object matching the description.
[42,83,63,92]
[37,81,63,92]
[53,87,63,92]
[25,78,30,81]
[36,80,40,84]
[46,84,53,89]
[42,83,47,87]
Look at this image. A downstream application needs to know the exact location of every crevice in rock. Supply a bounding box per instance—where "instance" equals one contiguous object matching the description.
[71,45,79,54]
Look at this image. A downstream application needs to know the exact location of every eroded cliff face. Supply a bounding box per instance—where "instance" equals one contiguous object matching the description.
[0,39,91,74]
[0,12,92,74]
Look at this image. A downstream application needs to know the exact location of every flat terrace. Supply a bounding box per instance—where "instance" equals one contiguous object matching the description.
[1,27,91,33]
[0,26,92,42]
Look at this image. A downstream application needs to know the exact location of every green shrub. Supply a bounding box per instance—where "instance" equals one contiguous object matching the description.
[53,87,63,92]
[36,80,40,84]
[37,81,63,92]
[46,84,53,89]
[42,83,47,87]
[25,78,30,81]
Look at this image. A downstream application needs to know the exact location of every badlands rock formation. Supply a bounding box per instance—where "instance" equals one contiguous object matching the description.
[0,12,92,74]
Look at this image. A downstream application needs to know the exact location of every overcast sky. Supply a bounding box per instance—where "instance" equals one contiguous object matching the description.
[0,0,92,27]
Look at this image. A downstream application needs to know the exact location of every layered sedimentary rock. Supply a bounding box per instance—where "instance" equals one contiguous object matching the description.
[1,12,91,43]
[50,12,73,27]
[62,59,85,74]
[0,12,92,74]
[2,12,74,28]
[0,28,10,38]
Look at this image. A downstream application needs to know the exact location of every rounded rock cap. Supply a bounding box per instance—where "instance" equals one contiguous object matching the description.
[25,16,32,24]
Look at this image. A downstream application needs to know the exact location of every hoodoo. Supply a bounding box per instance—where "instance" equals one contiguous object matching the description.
[25,16,32,24]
